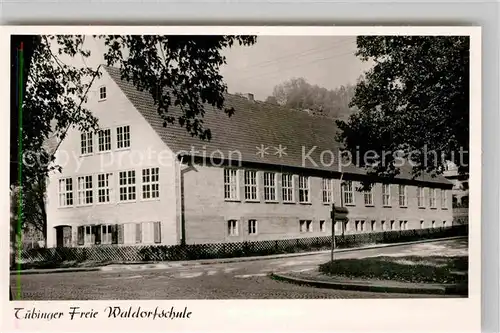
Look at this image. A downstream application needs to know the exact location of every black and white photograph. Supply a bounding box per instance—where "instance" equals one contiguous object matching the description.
[3,26,481,332]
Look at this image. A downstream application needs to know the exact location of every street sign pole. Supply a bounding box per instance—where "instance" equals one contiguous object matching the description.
[331,203,335,262]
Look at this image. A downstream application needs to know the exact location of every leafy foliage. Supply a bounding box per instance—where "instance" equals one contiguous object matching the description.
[10,34,257,241]
[336,36,469,182]
[268,77,356,119]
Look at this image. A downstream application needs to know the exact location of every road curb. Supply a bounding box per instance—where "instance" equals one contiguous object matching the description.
[269,273,468,296]
[11,236,466,275]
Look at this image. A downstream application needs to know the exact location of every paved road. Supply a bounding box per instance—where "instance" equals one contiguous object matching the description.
[11,239,467,300]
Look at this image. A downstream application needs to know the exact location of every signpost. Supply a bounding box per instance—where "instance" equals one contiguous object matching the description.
[330,204,349,262]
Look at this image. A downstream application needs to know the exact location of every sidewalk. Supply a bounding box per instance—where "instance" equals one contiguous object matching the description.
[10,236,466,276]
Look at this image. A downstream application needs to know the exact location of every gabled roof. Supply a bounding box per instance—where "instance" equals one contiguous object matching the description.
[105,66,451,187]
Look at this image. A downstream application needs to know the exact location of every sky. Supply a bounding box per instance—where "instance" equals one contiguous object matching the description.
[66,36,373,101]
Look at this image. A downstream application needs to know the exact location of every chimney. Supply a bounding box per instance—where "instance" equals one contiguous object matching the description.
[245,93,254,102]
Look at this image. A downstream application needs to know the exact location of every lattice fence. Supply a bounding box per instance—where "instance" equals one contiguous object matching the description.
[16,225,467,265]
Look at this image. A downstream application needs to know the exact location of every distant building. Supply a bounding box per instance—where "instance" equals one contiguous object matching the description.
[45,66,454,248]
[444,163,469,225]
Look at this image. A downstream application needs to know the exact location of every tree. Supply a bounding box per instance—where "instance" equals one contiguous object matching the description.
[336,36,469,184]
[10,35,257,242]
[268,77,356,119]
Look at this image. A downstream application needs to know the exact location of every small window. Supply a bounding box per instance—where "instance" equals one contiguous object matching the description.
[443,221,447,228]
[355,220,364,232]
[390,220,395,230]
[227,220,238,236]
[417,187,425,208]
[99,86,107,100]
[84,225,94,245]
[430,188,437,208]
[399,220,404,230]
[432,220,436,228]
[116,125,131,149]
[248,219,258,235]
[319,220,326,232]
[441,189,448,208]
[299,220,313,233]
[381,220,386,231]
[371,220,376,231]
[420,220,425,229]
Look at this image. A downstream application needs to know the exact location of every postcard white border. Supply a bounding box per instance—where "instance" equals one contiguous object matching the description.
[0,25,481,333]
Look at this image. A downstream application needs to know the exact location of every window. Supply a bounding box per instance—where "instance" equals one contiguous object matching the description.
[398,185,407,207]
[84,226,94,245]
[390,220,395,230]
[443,221,447,228]
[432,220,436,228]
[420,220,425,229]
[382,184,391,206]
[322,178,334,203]
[364,187,374,206]
[298,176,310,203]
[119,170,136,202]
[417,187,425,207]
[101,225,113,245]
[142,167,160,199]
[227,220,238,236]
[80,132,93,155]
[97,173,113,203]
[371,220,376,231]
[99,86,107,100]
[116,125,131,149]
[223,169,239,200]
[430,188,437,208]
[248,219,258,235]
[320,220,326,232]
[98,129,111,152]
[355,220,365,232]
[123,223,137,244]
[342,181,354,205]
[282,174,294,203]
[399,221,404,230]
[141,222,155,244]
[263,172,277,201]
[381,220,386,231]
[77,175,93,205]
[244,170,258,201]
[441,189,448,208]
[300,220,313,233]
[58,177,73,207]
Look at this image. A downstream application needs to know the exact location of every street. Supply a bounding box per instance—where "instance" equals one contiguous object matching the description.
[11,239,467,300]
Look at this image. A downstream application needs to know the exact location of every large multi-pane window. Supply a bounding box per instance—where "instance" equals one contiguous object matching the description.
[342,181,354,205]
[58,177,73,207]
[398,185,408,207]
[77,175,93,205]
[223,169,238,200]
[382,184,391,206]
[97,173,113,203]
[142,167,160,199]
[282,174,294,203]
[430,188,437,208]
[364,186,374,206]
[116,125,131,149]
[322,178,333,203]
[244,170,258,201]
[119,170,136,202]
[98,129,112,152]
[80,132,93,155]
[417,187,425,207]
[263,172,277,201]
[298,176,310,203]
[441,189,448,208]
